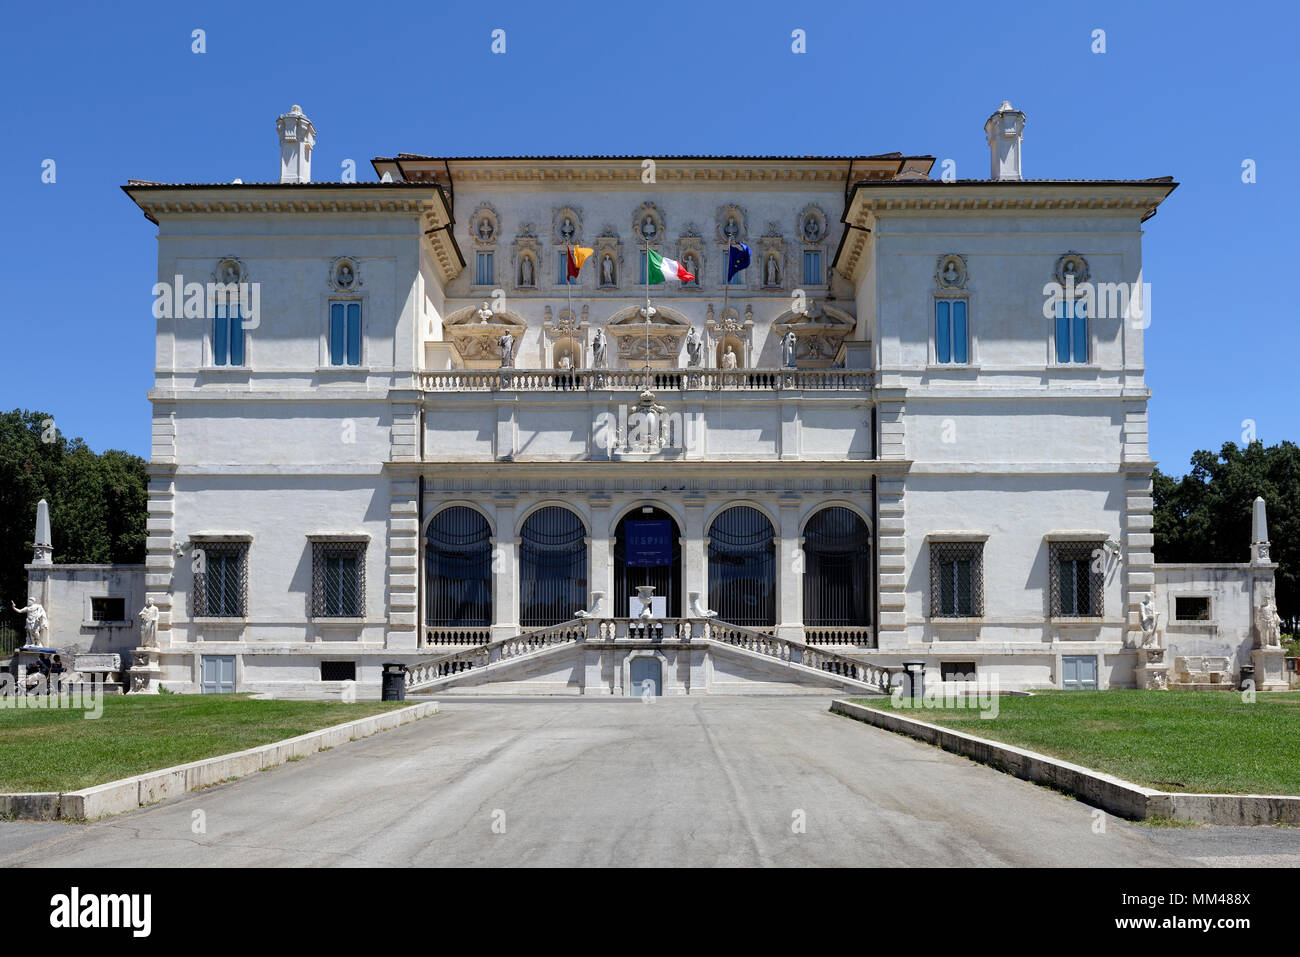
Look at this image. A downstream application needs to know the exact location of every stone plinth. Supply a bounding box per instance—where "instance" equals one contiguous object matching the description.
[130,647,162,694]
[1134,647,1169,691]
[1252,648,1288,692]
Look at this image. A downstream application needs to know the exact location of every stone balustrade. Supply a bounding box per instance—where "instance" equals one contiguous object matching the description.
[802,625,875,647]
[418,368,872,394]
[424,626,493,647]
[405,616,893,693]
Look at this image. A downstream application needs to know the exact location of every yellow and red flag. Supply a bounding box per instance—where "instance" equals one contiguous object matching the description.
[566,245,594,280]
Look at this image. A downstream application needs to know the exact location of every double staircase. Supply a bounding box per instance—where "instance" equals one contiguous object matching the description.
[405,617,895,696]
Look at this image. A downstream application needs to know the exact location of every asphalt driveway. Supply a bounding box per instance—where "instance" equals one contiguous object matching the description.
[3,696,1297,867]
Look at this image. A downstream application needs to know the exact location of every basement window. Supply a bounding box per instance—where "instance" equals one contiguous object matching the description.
[1175,596,1211,621]
[940,661,977,681]
[320,661,357,682]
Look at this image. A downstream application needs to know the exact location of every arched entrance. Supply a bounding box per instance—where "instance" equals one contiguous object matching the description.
[802,506,872,626]
[425,506,492,626]
[519,506,588,627]
[707,506,775,627]
[614,506,682,617]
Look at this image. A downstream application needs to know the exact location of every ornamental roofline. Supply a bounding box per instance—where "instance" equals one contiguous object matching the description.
[370,153,936,186]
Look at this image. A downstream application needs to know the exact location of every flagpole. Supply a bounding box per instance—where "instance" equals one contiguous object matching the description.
[565,247,574,372]
[722,241,731,369]
[644,238,652,393]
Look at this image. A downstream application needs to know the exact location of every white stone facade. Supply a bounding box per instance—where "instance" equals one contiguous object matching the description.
[20,105,1275,694]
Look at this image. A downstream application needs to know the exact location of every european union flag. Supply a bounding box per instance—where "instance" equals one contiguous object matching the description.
[726,243,751,282]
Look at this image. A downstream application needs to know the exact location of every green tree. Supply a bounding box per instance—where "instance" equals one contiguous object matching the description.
[1153,440,1300,627]
[0,409,148,635]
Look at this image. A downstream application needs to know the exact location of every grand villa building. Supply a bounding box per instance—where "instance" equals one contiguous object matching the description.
[19,103,1287,695]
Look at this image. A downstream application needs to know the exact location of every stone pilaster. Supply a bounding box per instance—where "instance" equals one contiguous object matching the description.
[588,494,613,614]
[144,465,178,646]
[1123,469,1155,651]
[876,476,908,651]
[683,494,708,614]
[386,477,419,650]
[491,493,519,641]
[776,494,803,640]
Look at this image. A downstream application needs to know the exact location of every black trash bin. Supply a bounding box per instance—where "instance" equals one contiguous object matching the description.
[381,662,407,701]
[901,660,925,702]
[1239,664,1255,691]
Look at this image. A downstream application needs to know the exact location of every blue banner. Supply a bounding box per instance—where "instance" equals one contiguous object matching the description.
[625,520,673,567]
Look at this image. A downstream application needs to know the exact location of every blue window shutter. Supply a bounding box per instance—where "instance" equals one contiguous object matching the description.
[935,301,951,363]
[213,306,228,366]
[1055,300,1070,363]
[330,303,345,365]
[346,303,362,365]
[229,306,244,365]
[1072,299,1088,363]
[952,300,968,363]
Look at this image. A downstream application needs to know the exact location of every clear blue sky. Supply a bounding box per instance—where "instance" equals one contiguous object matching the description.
[2,0,1295,476]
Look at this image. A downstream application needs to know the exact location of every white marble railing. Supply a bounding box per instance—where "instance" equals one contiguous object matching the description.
[406,618,587,688]
[404,616,893,693]
[424,626,493,646]
[418,368,871,393]
[702,620,892,690]
[802,625,875,647]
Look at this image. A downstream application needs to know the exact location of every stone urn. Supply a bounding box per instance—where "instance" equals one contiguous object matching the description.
[635,585,656,620]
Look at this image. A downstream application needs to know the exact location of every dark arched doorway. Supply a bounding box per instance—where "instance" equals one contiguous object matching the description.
[519,506,588,627]
[707,506,775,627]
[802,507,871,626]
[614,506,682,617]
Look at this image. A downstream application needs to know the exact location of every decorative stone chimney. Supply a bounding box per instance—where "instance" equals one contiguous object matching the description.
[32,498,52,566]
[984,100,1026,181]
[276,105,315,184]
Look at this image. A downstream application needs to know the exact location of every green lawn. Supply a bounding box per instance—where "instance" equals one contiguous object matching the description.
[0,695,409,792]
[847,690,1300,795]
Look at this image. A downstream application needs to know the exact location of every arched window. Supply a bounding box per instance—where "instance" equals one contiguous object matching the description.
[520,506,588,627]
[802,507,872,627]
[614,507,682,617]
[707,506,775,627]
[426,507,492,627]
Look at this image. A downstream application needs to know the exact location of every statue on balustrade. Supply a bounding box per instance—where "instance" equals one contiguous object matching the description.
[721,346,737,370]
[592,330,607,368]
[781,330,798,368]
[685,327,703,367]
[498,331,515,368]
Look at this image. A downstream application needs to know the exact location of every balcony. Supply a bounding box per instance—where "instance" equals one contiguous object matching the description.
[418,367,872,393]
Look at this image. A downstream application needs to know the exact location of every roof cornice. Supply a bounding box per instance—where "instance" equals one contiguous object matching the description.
[371,155,936,187]
[833,179,1178,280]
[120,183,465,283]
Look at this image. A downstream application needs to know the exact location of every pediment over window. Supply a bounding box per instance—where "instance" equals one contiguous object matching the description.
[772,303,857,366]
[604,304,692,365]
[444,304,527,366]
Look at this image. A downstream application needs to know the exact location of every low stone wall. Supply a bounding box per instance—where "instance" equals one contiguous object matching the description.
[831,699,1300,826]
[1,701,438,821]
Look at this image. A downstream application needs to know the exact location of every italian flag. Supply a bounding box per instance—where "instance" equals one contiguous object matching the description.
[646,248,695,284]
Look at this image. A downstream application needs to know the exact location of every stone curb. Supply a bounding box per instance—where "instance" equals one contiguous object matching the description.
[830,699,1300,826]
[1,701,439,822]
